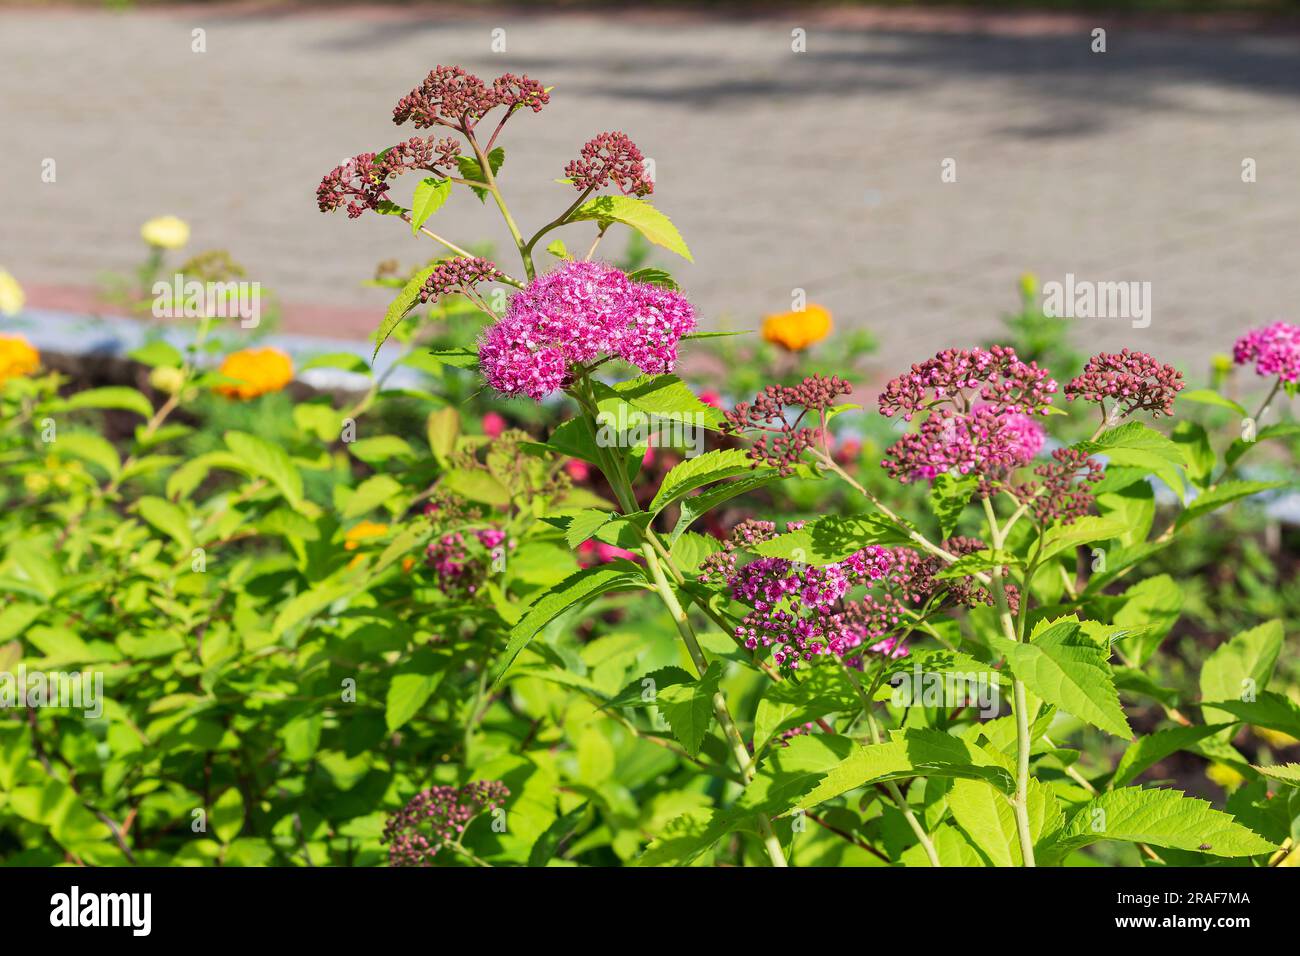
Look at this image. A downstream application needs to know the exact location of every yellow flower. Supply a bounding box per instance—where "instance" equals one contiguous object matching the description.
[214,347,293,400]
[0,334,40,384]
[1254,726,1300,748]
[1206,762,1245,792]
[141,215,191,250]
[148,366,187,395]
[761,304,832,352]
[1019,272,1039,300]
[344,521,389,551]
[0,269,25,316]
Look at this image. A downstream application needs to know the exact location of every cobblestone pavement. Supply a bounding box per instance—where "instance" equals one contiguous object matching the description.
[3,5,1299,377]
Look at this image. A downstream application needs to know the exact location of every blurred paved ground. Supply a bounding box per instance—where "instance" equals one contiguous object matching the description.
[2,4,1299,377]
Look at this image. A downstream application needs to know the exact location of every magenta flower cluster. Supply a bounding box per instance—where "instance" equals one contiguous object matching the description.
[721,375,854,476]
[317,136,462,218]
[425,527,511,596]
[1233,321,1300,384]
[878,347,1057,485]
[701,525,896,672]
[478,261,695,400]
[565,131,654,197]
[419,256,503,303]
[392,66,549,130]
[1064,349,1184,417]
[382,781,509,866]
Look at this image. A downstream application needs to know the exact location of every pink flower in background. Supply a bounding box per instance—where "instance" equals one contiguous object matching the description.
[383,781,510,866]
[577,540,638,567]
[882,405,1044,484]
[698,390,722,408]
[478,261,695,401]
[1233,322,1300,384]
[482,411,506,438]
[564,459,590,481]
[997,410,1046,462]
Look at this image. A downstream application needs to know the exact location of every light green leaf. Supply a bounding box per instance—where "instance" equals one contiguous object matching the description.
[656,662,722,756]
[410,177,451,234]
[342,474,404,519]
[649,449,755,516]
[1035,515,1129,564]
[426,406,460,463]
[386,650,447,731]
[1176,480,1285,529]
[569,196,692,261]
[1252,763,1300,786]
[668,468,782,544]
[1200,620,1283,727]
[57,432,121,480]
[457,147,505,203]
[1075,422,1186,500]
[225,431,304,510]
[372,263,438,360]
[1110,723,1233,788]
[929,473,977,538]
[211,788,245,844]
[948,774,1062,867]
[991,617,1132,738]
[1053,787,1276,857]
[135,495,194,552]
[61,386,153,419]
[492,563,645,684]
[1178,388,1246,417]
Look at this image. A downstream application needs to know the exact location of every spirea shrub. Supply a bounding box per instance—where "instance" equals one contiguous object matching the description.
[0,64,1297,869]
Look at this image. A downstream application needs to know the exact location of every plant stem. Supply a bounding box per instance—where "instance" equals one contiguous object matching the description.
[466,131,533,280]
[982,496,1037,867]
[842,662,942,867]
[639,542,787,867]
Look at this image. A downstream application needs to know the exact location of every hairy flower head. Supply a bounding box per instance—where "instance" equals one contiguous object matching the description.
[141,215,190,250]
[477,261,694,401]
[214,347,294,400]
[1233,321,1300,384]
[761,304,832,352]
[0,333,39,384]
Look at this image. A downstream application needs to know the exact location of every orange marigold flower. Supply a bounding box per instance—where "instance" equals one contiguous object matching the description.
[0,334,40,384]
[761,304,832,352]
[214,347,294,399]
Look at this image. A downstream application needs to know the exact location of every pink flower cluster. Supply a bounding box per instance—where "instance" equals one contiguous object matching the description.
[382,781,510,866]
[884,538,1020,614]
[392,66,549,130]
[420,256,503,303]
[701,529,896,672]
[425,527,512,596]
[1233,321,1300,384]
[878,346,1057,421]
[722,375,854,476]
[879,347,1056,485]
[478,261,695,400]
[882,405,1047,484]
[565,132,654,197]
[317,137,461,218]
[1064,349,1184,417]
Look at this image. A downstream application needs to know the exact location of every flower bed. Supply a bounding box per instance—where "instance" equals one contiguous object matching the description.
[0,64,1297,869]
